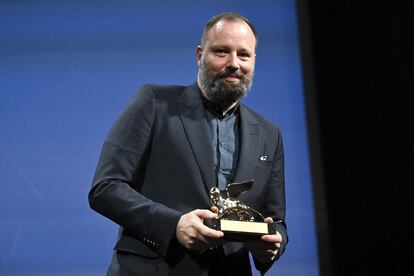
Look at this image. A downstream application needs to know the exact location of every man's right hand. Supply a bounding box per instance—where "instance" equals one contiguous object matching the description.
[176,209,224,250]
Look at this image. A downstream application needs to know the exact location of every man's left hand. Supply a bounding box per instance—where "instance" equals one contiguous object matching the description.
[244,217,282,264]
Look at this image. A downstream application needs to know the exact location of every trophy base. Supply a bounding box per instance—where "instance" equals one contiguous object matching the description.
[204,218,277,242]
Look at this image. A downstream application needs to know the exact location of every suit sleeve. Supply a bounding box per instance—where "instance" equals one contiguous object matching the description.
[253,129,288,274]
[88,85,182,257]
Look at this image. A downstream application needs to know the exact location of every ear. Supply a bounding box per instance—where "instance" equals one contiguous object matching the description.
[196,46,203,66]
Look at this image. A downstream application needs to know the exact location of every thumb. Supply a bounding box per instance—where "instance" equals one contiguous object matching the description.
[264,217,274,223]
[211,206,219,214]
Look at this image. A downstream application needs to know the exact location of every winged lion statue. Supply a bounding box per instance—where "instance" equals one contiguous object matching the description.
[209,179,264,221]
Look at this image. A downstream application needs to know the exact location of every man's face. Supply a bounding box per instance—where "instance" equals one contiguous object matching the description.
[197,20,256,110]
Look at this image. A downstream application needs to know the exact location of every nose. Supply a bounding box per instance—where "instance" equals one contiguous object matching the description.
[226,52,239,71]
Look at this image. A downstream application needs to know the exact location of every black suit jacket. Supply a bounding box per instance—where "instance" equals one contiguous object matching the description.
[89,83,288,275]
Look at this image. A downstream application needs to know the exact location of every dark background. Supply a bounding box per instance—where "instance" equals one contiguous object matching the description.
[299,1,412,275]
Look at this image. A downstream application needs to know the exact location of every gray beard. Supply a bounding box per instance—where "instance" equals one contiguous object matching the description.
[198,65,253,111]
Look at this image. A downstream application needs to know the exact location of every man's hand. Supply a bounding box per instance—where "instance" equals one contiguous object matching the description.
[176,209,224,250]
[245,217,282,264]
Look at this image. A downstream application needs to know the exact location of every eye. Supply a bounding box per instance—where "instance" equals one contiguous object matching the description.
[238,52,252,60]
[212,48,228,57]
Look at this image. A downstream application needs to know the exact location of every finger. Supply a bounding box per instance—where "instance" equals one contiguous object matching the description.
[254,248,276,257]
[190,229,224,250]
[211,206,219,213]
[198,223,224,239]
[251,248,277,263]
[261,232,282,243]
[261,235,281,243]
[264,217,274,223]
[193,209,218,219]
[202,229,224,239]
[195,233,210,245]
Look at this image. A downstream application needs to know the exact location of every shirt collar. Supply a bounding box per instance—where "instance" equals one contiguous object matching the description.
[200,94,240,119]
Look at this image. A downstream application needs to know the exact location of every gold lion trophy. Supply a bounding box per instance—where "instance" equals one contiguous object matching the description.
[204,179,279,241]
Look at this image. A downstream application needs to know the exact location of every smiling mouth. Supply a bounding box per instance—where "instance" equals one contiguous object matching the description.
[224,76,239,81]
[221,74,241,81]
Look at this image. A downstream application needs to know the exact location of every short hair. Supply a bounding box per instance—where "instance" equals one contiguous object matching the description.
[200,12,258,48]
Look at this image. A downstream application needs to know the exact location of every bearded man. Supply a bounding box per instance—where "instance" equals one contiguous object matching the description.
[89,12,288,276]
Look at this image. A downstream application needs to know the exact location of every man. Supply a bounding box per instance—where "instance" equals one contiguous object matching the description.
[89,12,288,275]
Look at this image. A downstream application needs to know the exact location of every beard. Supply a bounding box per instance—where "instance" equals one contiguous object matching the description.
[198,62,253,111]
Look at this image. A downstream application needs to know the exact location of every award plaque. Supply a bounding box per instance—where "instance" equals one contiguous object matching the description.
[204,179,279,242]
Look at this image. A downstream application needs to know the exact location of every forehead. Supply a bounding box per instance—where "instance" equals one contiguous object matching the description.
[205,20,256,50]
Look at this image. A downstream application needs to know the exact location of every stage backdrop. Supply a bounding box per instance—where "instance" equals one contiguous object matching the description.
[0,1,318,275]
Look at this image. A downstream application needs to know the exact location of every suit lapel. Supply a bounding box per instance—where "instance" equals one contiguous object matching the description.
[177,84,216,193]
[233,105,261,183]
